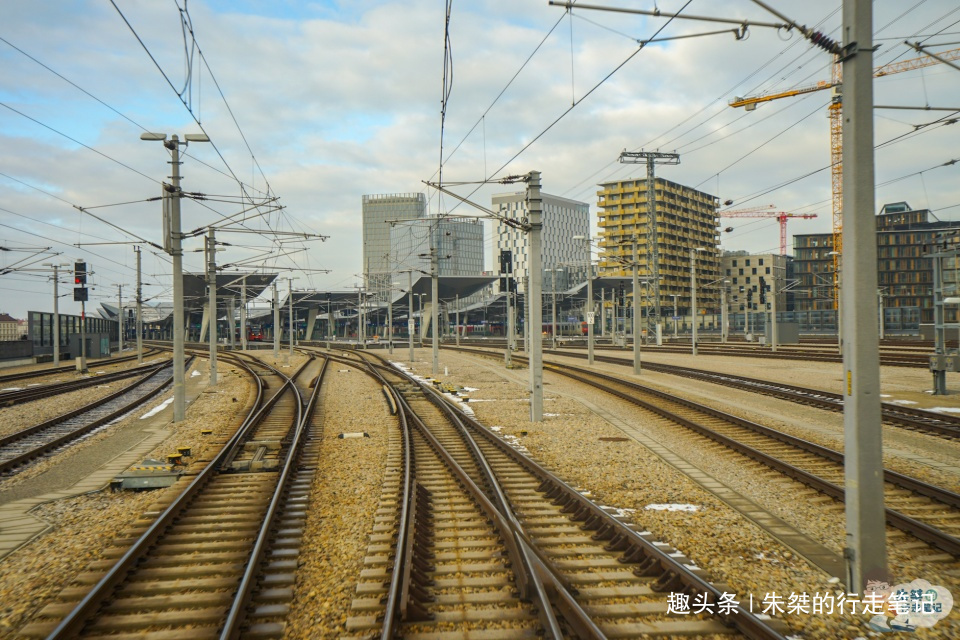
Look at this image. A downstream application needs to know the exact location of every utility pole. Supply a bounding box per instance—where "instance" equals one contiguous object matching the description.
[878,289,885,341]
[273,281,280,357]
[228,296,235,349]
[841,0,887,592]
[455,294,460,347]
[632,238,641,374]
[205,229,217,385]
[240,276,248,351]
[720,283,728,344]
[690,248,704,356]
[48,264,63,366]
[550,269,560,349]
[770,273,778,353]
[574,236,595,364]
[408,271,415,362]
[116,284,123,355]
[388,284,394,354]
[287,277,295,358]
[527,171,544,422]
[135,247,143,364]
[431,243,440,375]
[505,283,514,367]
[142,131,209,422]
[619,150,680,346]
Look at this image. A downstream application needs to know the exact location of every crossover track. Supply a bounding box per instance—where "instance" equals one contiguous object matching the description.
[0,359,181,476]
[25,352,329,639]
[447,345,960,440]
[326,348,788,640]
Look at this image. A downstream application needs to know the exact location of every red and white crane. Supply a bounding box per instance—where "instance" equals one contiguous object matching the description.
[721,205,818,255]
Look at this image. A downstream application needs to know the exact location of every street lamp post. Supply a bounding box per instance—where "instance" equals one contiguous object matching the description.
[141,131,209,423]
[690,247,706,356]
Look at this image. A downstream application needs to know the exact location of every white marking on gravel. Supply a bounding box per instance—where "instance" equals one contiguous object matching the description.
[190,370,201,377]
[140,397,174,419]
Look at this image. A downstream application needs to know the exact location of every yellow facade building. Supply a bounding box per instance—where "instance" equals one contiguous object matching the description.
[597,177,721,317]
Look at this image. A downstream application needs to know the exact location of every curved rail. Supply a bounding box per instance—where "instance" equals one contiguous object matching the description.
[45,352,284,638]
[0,349,162,385]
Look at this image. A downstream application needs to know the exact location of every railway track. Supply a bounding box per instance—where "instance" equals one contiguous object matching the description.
[22,352,329,639]
[446,345,960,440]
[505,355,960,559]
[0,349,163,386]
[448,339,928,367]
[0,359,182,476]
[0,358,171,408]
[328,348,789,640]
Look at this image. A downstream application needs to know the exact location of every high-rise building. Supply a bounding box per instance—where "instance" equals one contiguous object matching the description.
[492,191,590,292]
[794,201,960,323]
[596,177,720,316]
[391,216,485,280]
[361,193,427,296]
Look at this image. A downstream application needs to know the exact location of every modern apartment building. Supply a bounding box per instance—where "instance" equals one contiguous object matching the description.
[596,177,720,315]
[793,201,960,323]
[361,193,427,296]
[721,251,791,313]
[391,216,485,279]
[492,191,590,292]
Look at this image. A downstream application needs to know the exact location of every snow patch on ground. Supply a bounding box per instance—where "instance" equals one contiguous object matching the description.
[140,397,174,419]
[645,503,701,512]
[890,399,918,405]
[929,407,960,413]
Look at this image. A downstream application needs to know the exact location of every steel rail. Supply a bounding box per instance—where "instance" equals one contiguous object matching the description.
[357,351,788,640]
[45,352,267,639]
[0,360,180,475]
[219,357,319,639]
[0,349,163,385]
[544,363,960,558]
[0,360,171,407]
[348,354,569,639]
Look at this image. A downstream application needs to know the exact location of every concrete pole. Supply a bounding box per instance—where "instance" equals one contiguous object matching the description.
[135,248,143,363]
[455,294,460,347]
[551,270,558,349]
[673,295,679,339]
[206,229,217,385]
[527,171,544,422]
[587,248,594,364]
[690,249,698,357]
[240,277,247,351]
[408,271,415,362]
[878,290,885,341]
[356,287,362,346]
[273,281,280,357]
[770,274,778,353]
[600,288,605,338]
[632,239,641,374]
[169,136,185,421]
[79,299,87,373]
[117,284,123,355]
[287,278,294,357]
[52,265,61,366]
[431,248,439,375]
[388,287,394,354]
[228,296,235,349]
[505,285,513,366]
[646,155,663,344]
[721,285,728,344]
[842,0,887,592]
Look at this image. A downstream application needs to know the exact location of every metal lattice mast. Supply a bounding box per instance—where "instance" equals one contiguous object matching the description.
[618,150,679,335]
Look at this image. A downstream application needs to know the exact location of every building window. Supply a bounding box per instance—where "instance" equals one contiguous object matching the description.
[759,258,764,266]
[746,259,751,266]
[752,268,757,275]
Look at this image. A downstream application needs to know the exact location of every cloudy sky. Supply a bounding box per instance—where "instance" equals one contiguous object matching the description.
[1,0,959,320]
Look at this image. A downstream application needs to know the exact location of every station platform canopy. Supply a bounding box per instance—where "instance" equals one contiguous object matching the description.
[284,275,499,311]
[182,272,278,310]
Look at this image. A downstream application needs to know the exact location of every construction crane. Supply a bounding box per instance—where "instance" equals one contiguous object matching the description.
[730,46,960,306]
[721,205,818,255]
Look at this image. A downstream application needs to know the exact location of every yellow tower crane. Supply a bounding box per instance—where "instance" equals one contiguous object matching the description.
[729,46,960,307]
